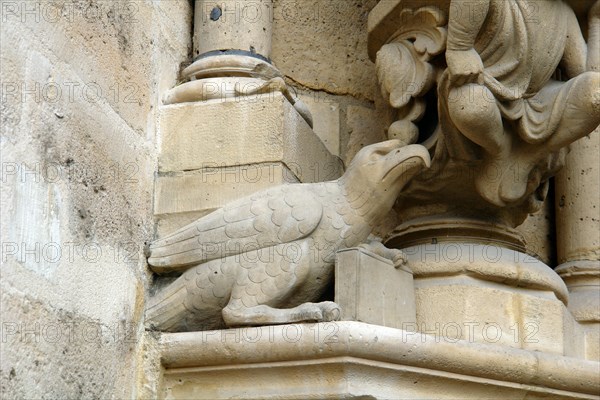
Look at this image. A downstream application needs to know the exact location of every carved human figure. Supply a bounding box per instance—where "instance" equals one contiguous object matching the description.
[442,0,600,206]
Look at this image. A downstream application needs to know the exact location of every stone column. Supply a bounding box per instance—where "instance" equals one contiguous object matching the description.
[163,0,311,125]
[193,0,273,60]
[555,128,600,360]
[554,4,600,360]
[154,0,337,236]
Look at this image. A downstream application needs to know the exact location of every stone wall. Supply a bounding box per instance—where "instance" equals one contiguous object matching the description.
[0,1,192,397]
[272,0,388,165]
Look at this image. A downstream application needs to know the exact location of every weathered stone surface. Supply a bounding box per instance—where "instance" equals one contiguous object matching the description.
[157,93,342,181]
[402,243,577,355]
[154,162,298,216]
[335,248,416,329]
[298,94,340,157]
[345,104,387,164]
[0,1,192,397]
[193,0,274,58]
[556,128,600,264]
[272,0,379,101]
[0,282,139,398]
[515,196,555,266]
[155,322,600,399]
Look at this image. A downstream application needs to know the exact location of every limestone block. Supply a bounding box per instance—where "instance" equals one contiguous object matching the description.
[413,281,571,354]
[157,93,343,183]
[335,248,416,329]
[154,162,298,216]
[271,0,379,101]
[298,95,340,157]
[404,243,575,354]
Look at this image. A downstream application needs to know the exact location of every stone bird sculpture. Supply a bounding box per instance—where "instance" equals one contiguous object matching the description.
[145,140,431,332]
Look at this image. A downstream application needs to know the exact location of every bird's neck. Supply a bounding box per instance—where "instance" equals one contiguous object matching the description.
[336,179,398,227]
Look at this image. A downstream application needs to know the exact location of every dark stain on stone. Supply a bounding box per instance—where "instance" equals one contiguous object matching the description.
[210,6,222,21]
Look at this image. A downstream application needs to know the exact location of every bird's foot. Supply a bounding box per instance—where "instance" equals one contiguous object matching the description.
[293,301,341,322]
[223,301,341,327]
[358,240,407,268]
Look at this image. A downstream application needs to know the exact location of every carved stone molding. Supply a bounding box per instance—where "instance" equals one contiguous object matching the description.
[153,322,599,399]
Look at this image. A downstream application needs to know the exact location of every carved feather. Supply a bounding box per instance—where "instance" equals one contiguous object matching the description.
[147,185,323,273]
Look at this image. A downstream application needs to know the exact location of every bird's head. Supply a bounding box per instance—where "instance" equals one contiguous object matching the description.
[341,140,431,216]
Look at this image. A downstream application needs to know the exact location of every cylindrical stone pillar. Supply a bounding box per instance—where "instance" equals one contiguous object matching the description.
[193,0,273,59]
[555,129,600,325]
[163,0,280,105]
[163,0,312,125]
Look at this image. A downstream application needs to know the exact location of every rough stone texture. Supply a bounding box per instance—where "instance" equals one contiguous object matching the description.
[0,1,192,397]
[345,104,387,165]
[154,162,300,237]
[556,128,600,264]
[194,0,274,58]
[154,162,298,216]
[272,0,379,102]
[298,94,340,157]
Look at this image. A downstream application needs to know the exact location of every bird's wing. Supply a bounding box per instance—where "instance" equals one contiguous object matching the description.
[147,185,323,274]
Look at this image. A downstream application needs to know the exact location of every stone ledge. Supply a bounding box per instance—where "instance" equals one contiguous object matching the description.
[158,321,599,398]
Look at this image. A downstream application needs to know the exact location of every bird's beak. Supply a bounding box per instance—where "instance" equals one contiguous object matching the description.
[382,144,431,187]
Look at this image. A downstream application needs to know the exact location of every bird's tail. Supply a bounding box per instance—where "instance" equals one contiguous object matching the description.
[145,279,190,332]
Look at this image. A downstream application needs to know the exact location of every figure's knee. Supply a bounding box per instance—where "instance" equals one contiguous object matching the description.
[448,84,499,128]
[571,71,600,116]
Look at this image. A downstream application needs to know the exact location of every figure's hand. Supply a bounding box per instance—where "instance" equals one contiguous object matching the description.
[446,48,484,86]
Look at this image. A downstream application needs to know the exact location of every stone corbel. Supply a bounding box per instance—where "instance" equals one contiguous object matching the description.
[367,0,600,357]
[375,7,446,145]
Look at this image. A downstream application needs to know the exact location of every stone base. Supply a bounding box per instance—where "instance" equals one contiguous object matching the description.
[154,92,343,237]
[147,322,600,399]
[335,248,416,329]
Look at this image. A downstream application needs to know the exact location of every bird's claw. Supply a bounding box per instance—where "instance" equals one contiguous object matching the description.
[392,251,408,269]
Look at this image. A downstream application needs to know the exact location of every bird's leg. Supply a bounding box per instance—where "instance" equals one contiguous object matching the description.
[222,301,340,327]
[358,237,407,267]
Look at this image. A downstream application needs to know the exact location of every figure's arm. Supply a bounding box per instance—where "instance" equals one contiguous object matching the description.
[446,0,490,85]
[561,6,587,77]
[561,1,600,76]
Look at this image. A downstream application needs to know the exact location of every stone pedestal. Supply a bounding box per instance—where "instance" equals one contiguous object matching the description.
[335,248,416,329]
[400,243,587,357]
[145,322,599,399]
